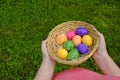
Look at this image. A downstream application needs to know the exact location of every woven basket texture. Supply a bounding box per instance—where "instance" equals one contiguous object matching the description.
[47,21,99,65]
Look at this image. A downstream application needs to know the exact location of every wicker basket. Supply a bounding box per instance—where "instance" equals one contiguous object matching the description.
[47,21,99,65]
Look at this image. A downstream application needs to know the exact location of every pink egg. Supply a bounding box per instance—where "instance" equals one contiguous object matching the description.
[66,30,76,40]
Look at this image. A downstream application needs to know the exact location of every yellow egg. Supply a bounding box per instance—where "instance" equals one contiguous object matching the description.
[82,35,93,47]
[72,35,82,47]
[56,34,67,45]
[57,48,68,59]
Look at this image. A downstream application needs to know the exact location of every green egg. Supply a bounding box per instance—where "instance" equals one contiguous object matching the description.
[68,48,80,60]
[63,41,74,51]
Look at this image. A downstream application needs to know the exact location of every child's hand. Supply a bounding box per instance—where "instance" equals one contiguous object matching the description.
[93,32,109,59]
[92,32,120,76]
[34,40,56,80]
[41,40,56,65]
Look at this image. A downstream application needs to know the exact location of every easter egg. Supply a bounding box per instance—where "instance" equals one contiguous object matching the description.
[63,41,74,51]
[56,34,67,45]
[77,44,89,54]
[72,35,82,47]
[57,48,68,59]
[66,30,76,40]
[68,48,80,60]
[76,27,88,36]
[82,35,93,47]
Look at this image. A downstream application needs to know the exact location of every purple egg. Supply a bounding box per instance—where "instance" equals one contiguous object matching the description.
[76,27,88,36]
[77,44,89,54]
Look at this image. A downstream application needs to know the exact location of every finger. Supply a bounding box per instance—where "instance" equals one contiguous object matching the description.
[42,41,46,48]
[97,31,101,35]
[97,31,102,43]
[42,39,48,44]
[97,31,102,37]
[41,40,47,53]
[99,33,105,42]
[97,32,106,49]
[44,39,48,42]
[97,31,104,41]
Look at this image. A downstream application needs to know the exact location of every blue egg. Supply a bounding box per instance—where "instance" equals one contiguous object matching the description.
[77,44,89,54]
[76,27,88,36]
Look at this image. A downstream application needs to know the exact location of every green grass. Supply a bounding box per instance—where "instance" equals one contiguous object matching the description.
[0,0,120,79]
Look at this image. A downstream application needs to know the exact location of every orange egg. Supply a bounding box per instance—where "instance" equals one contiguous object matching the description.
[56,34,67,45]
[72,35,82,47]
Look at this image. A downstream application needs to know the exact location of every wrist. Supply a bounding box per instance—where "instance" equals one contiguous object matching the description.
[42,57,56,66]
[100,51,109,57]
[93,51,109,60]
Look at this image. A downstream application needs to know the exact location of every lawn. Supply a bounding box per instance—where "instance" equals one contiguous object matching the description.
[0,0,120,79]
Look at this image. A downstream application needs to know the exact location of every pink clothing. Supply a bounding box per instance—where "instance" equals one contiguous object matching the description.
[52,68,120,80]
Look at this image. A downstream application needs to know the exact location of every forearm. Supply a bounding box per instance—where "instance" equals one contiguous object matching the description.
[94,51,120,76]
[34,58,55,80]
